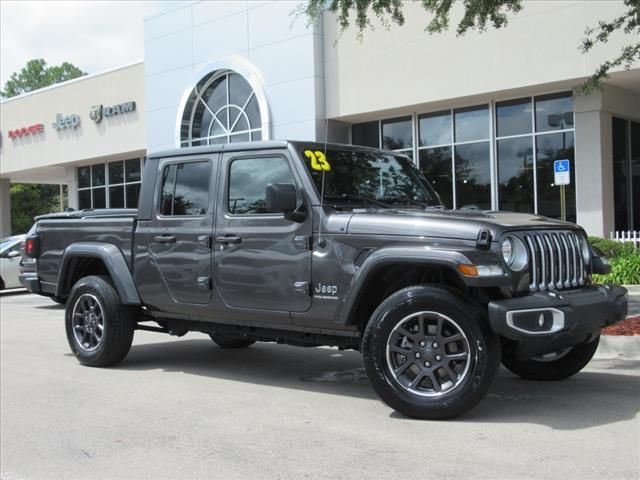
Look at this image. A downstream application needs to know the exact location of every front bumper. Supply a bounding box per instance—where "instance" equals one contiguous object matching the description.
[488,285,628,358]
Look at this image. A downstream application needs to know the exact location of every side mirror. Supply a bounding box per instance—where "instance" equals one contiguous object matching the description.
[266,183,297,213]
[7,250,21,259]
[265,183,306,222]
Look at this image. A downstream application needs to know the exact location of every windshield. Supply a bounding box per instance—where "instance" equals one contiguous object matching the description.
[299,147,441,208]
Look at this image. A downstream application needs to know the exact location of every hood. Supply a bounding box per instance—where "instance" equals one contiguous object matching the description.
[345,209,579,240]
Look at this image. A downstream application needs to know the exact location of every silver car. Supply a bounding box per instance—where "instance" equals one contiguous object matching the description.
[1,235,26,290]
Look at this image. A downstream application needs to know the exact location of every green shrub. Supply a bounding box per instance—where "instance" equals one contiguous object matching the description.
[592,249,640,285]
[588,236,637,259]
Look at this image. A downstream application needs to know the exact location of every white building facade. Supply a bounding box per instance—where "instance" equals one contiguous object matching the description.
[1,0,638,238]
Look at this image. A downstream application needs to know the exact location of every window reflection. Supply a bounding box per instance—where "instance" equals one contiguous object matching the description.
[455,142,491,209]
[454,106,489,143]
[419,111,451,147]
[419,147,453,208]
[498,137,534,213]
[382,117,412,150]
[496,98,532,137]
[536,132,575,222]
[535,93,573,133]
[353,121,379,148]
[229,157,293,214]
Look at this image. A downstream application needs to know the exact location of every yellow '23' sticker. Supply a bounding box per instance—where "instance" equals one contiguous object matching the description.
[304,150,331,172]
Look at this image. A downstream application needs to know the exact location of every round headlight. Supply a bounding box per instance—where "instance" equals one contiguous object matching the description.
[501,236,528,271]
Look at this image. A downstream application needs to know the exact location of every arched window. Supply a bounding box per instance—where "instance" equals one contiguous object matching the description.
[180,70,262,147]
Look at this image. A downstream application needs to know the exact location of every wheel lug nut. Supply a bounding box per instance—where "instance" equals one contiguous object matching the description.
[415,352,421,359]
[419,341,426,347]
[432,342,439,349]
[435,355,442,361]
[424,361,431,367]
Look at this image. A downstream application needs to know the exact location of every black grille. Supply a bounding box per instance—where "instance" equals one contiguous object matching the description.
[521,231,588,291]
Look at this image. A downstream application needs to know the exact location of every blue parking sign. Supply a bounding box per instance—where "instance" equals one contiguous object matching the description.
[554,159,570,185]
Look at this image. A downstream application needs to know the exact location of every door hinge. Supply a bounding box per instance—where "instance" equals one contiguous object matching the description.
[294,281,310,296]
[198,234,212,249]
[293,235,312,250]
[197,276,212,290]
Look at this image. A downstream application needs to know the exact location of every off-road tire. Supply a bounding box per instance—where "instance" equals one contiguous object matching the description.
[209,333,255,349]
[502,336,600,381]
[362,285,500,420]
[65,275,135,367]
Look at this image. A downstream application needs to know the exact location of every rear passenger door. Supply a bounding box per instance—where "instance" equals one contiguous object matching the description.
[146,157,214,306]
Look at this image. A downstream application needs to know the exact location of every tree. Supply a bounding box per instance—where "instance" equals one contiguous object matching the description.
[1,58,86,98]
[2,59,84,233]
[303,0,640,92]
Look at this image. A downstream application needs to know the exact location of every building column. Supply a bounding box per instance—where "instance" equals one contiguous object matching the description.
[0,178,11,237]
[573,93,614,238]
[65,166,78,210]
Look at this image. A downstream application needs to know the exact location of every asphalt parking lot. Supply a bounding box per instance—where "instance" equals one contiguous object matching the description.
[1,292,639,480]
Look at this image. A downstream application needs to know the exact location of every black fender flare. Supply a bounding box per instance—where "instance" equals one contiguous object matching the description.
[56,242,141,305]
[336,245,506,325]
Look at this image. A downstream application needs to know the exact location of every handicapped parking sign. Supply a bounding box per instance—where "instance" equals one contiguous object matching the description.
[554,159,570,186]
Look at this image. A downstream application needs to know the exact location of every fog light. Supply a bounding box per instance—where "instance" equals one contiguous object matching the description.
[506,308,564,334]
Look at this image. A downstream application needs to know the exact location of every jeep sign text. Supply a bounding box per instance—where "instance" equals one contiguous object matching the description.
[52,114,81,130]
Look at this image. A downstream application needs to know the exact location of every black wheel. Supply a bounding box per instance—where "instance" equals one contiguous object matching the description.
[209,332,255,349]
[51,296,66,305]
[65,275,135,367]
[0,277,5,290]
[362,285,500,420]
[502,336,600,381]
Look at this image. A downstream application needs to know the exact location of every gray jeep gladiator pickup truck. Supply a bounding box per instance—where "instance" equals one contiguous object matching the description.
[22,140,627,419]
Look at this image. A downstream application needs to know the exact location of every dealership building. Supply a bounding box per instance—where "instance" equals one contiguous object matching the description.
[1,0,638,238]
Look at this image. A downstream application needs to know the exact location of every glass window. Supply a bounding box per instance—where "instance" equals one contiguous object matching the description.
[79,189,91,209]
[536,132,576,223]
[419,111,451,147]
[109,186,125,209]
[454,106,489,143]
[496,98,532,137]
[92,188,106,209]
[228,157,294,215]
[92,164,105,187]
[497,137,534,213]
[126,183,141,209]
[160,165,177,216]
[535,92,573,133]
[632,121,640,229]
[382,117,412,150]
[455,142,491,209]
[125,159,141,183]
[109,161,124,184]
[180,72,262,146]
[174,162,210,215]
[352,121,380,148]
[419,147,453,208]
[78,166,91,189]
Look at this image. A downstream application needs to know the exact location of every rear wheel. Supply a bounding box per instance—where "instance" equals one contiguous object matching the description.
[65,275,135,367]
[362,285,500,420]
[209,333,255,349]
[502,336,600,381]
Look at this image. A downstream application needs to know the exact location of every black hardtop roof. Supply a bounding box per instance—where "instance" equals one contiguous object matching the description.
[147,140,397,160]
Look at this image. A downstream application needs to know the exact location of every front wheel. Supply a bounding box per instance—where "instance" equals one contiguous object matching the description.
[502,337,600,381]
[362,285,500,420]
[65,275,135,367]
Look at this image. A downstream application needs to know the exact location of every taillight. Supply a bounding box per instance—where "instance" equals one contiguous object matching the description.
[25,235,40,258]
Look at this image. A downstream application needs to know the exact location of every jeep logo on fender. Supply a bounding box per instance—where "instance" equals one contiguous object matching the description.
[90,101,136,123]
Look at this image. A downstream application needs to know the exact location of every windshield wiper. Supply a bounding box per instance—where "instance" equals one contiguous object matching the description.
[323,194,392,208]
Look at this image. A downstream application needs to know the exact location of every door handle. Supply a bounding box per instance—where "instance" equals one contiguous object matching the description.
[154,235,176,244]
[215,235,242,245]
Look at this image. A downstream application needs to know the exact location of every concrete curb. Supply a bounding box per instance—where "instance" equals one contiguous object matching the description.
[595,335,640,359]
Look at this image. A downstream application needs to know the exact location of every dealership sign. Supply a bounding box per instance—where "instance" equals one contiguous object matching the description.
[52,113,81,130]
[8,123,44,139]
[90,101,136,123]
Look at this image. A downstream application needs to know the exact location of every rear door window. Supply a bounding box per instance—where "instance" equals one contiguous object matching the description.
[158,161,211,216]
